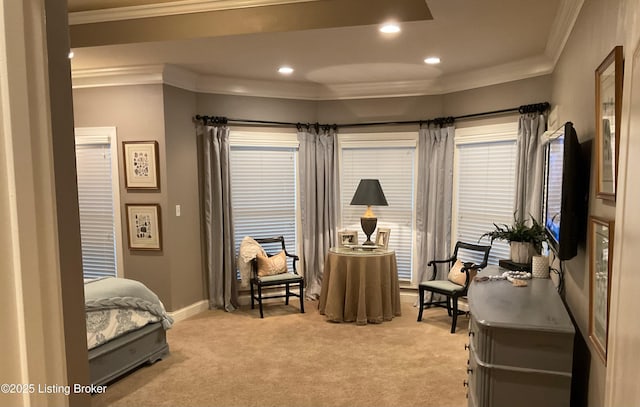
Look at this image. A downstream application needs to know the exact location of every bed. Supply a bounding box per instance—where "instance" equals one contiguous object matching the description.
[84,277,174,386]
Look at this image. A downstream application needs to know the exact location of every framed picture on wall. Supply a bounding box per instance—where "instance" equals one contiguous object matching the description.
[123,141,160,189]
[595,45,623,201]
[588,216,614,364]
[126,204,162,250]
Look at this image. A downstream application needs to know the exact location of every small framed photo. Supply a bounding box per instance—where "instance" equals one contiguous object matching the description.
[126,204,162,250]
[123,141,160,189]
[338,230,358,248]
[375,228,391,249]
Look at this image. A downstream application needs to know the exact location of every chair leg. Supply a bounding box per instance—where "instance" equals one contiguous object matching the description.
[258,285,264,318]
[446,296,452,316]
[285,283,290,305]
[417,287,425,322]
[250,282,255,309]
[299,282,305,313]
[451,296,458,334]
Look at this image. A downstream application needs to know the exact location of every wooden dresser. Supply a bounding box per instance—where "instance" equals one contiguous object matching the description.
[466,266,575,407]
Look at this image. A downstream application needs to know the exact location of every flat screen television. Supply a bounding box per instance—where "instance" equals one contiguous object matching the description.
[542,121,588,260]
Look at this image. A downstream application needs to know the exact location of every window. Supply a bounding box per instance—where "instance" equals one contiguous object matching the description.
[452,123,518,265]
[339,133,417,281]
[75,127,123,279]
[229,132,299,266]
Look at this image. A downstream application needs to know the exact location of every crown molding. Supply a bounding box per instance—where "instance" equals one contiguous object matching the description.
[437,55,555,94]
[71,65,166,88]
[71,57,554,100]
[68,0,321,25]
[318,78,441,99]
[162,64,199,91]
[545,0,584,64]
[196,74,323,100]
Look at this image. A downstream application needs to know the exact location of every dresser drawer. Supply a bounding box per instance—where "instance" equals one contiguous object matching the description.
[468,341,571,407]
[472,322,573,373]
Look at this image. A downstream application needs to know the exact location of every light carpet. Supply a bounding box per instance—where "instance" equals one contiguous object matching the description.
[92,300,469,407]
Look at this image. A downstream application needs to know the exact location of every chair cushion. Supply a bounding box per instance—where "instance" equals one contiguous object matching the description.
[256,251,288,276]
[421,279,465,294]
[257,273,302,283]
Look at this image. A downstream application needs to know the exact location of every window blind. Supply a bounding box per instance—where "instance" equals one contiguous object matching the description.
[230,146,298,264]
[341,146,415,280]
[455,140,517,265]
[75,141,117,279]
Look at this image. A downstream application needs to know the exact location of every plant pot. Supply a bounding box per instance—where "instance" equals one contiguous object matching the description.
[510,241,536,264]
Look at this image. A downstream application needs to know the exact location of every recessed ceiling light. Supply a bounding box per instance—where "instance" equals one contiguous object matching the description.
[380,23,400,34]
[424,57,441,65]
[278,66,294,75]
[68,50,75,59]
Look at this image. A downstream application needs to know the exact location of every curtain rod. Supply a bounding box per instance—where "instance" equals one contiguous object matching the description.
[194,102,549,129]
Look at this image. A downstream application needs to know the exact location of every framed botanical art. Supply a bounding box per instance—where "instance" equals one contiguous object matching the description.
[123,141,160,189]
[126,204,162,250]
[588,216,614,364]
[338,230,358,248]
[595,45,623,201]
[375,227,391,249]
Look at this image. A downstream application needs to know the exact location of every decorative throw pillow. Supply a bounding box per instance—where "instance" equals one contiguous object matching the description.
[256,251,288,277]
[447,259,477,286]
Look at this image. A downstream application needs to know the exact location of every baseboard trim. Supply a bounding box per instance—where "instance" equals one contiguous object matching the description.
[168,300,209,323]
[170,289,467,318]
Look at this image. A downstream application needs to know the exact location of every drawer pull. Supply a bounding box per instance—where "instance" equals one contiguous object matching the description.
[467,368,473,375]
[464,343,470,350]
[468,331,475,337]
[463,380,469,388]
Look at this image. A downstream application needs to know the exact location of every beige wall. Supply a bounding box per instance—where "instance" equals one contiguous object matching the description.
[315,76,552,126]
[606,0,640,404]
[73,85,175,309]
[163,85,206,309]
[317,94,443,124]
[45,1,90,404]
[1,1,88,406]
[550,0,623,405]
[443,75,552,118]
[196,92,317,123]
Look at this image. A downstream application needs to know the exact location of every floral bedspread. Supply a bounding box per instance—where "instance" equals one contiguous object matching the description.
[86,308,160,350]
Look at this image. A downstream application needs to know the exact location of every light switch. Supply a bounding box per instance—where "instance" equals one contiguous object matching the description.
[175,205,181,217]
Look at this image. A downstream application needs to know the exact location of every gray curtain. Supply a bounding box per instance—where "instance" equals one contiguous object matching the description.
[297,126,339,299]
[198,124,238,311]
[415,123,455,284]
[514,113,547,222]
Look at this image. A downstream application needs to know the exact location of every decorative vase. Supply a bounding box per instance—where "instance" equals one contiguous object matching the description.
[510,241,535,264]
[532,255,550,278]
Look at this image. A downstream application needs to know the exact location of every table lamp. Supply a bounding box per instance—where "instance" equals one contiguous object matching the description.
[350,179,388,245]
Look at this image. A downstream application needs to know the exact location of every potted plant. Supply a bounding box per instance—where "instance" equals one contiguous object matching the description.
[481,216,547,264]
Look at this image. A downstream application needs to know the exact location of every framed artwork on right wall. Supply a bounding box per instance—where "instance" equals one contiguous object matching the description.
[595,45,623,201]
[588,216,614,364]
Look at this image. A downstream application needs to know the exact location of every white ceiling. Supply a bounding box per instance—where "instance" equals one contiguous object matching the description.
[69,0,582,99]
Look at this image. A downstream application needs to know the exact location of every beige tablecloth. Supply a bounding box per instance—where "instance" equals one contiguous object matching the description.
[318,250,401,324]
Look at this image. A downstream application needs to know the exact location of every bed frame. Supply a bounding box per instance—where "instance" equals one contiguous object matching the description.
[88,322,169,386]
